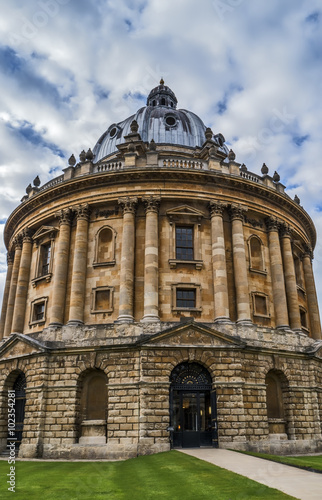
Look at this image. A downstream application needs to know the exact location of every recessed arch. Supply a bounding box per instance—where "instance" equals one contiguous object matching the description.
[265,369,290,438]
[248,234,265,272]
[94,225,116,266]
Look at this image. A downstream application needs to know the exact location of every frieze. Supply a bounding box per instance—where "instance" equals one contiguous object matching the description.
[95,207,119,218]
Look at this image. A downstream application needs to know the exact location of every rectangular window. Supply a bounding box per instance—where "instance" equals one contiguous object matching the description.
[176,226,193,260]
[35,303,45,321]
[176,288,196,308]
[30,298,47,325]
[39,243,51,276]
[95,289,111,311]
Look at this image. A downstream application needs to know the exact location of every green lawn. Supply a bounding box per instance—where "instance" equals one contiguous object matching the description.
[234,450,322,473]
[0,451,296,500]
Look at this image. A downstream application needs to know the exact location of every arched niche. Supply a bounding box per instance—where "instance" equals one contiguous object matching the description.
[93,226,116,267]
[77,370,108,444]
[248,235,265,273]
[265,370,289,439]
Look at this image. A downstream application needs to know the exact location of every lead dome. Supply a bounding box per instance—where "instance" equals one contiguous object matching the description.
[93,79,229,162]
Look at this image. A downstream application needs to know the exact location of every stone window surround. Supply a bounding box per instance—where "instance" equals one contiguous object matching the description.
[251,291,270,318]
[29,296,48,326]
[247,234,267,275]
[171,283,202,312]
[93,225,117,267]
[299,306,309,332]
[31,226,58,287]
[91,286,114,314]
[168,216,203,270]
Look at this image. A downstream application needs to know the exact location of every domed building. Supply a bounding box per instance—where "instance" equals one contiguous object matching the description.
[0,80,322,459]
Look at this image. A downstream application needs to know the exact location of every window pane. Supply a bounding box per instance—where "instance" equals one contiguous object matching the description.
[176,226,193,260]
[176,289,196,308]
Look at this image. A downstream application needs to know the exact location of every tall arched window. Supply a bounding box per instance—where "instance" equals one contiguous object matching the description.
[94,226,116,266]
[248,235,265,272]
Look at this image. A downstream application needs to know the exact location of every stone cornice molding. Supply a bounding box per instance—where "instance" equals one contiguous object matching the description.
[142,195,161,214]
[118,196,138,215]
[209,200,227,217]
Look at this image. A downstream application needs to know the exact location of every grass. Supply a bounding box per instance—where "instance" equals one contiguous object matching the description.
[234,450,322,473]
[0,450,296,500]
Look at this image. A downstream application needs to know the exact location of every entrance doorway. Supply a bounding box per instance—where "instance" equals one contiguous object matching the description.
[12,373,26,448]
[170,362,218,448]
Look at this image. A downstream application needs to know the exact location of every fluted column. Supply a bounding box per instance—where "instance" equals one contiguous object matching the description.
[67,205,90,326]
[4,238,22,336]
[266,216,289,329]
[116,197,138,323]
[142,196,160,322]
[230,204,251,324]
[280,224,301,331]
[11,229,33,333]
[49,209,72,326]
[303,246,321,339]
[209,201,230,322]
[0,252,14,338]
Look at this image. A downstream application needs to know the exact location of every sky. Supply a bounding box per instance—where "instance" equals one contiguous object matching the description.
[1,0,322,309]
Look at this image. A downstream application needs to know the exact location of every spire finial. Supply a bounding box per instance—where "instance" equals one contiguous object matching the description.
[160,77,164,85]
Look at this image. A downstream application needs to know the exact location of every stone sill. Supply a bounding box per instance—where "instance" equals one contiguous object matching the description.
[31,273,52,287]
[93,261,116,268]
[169,259,203,270]
[249,268,267,276]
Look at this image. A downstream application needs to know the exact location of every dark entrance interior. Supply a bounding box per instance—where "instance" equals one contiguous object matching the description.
[12,373,26,448]
[170,362,218,448]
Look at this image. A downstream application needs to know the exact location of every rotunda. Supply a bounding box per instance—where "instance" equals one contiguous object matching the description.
[0,80,322,459]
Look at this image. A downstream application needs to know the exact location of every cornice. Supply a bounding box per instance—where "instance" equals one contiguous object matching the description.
[4,167,316,249]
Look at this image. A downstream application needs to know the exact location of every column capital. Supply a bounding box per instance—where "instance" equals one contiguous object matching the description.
[142,196,161,214]
[118,196,138,214]
[21,227,33,244]
[229,203,248,222]
[72,204,91,221]
[280,222,292,239]
[303,243,313,260]
[209,200,227,217]
[265,215,280,232]
[56,208,72,226]
[7,252,14,265]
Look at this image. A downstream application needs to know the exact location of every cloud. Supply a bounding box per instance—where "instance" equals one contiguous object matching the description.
[1,0,322,311]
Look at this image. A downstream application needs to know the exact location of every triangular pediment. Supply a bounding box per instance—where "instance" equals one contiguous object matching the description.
[0,334,46,360]
[166,205,205,218]
[136,322,245,347]
[33,225,58,241]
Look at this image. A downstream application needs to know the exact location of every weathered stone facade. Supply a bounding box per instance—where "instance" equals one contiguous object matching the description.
[0,81,322,459]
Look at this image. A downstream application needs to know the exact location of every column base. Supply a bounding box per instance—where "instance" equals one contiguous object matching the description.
[67,320,84,326]
[141,314,160,323]
[48,322,63,328]
[115,315,134,324]
[214,317,232,324]
[276,325,292,332]
[236,319,253,326]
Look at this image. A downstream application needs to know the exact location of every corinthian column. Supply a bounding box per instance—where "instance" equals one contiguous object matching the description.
[230,204,251,324]
[4,238,22,336]
[0,252,14,338]
[12,229,33,333]
[49,209,72,326]
[266,216,289,329]
[67,205,90,325]
[142,196,160,322]
[116,197,137,323]
[280,224,301,331]
[209,201,230,322]
[302,246,321,339]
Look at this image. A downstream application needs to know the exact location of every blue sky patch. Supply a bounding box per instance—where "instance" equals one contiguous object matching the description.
[6,121,65,158]
[292,135,309,146]
[305,11,320,23]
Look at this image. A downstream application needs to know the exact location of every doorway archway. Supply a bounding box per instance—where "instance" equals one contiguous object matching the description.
[170,362,218,448]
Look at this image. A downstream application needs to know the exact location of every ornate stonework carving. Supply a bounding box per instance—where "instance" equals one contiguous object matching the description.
[118,197,138,214]
[209,200,227,217]
[56,208,72,226]
[73,204,91,221]
[142,196,161,214]
[229,203,248,221]
[265,215,280,232]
